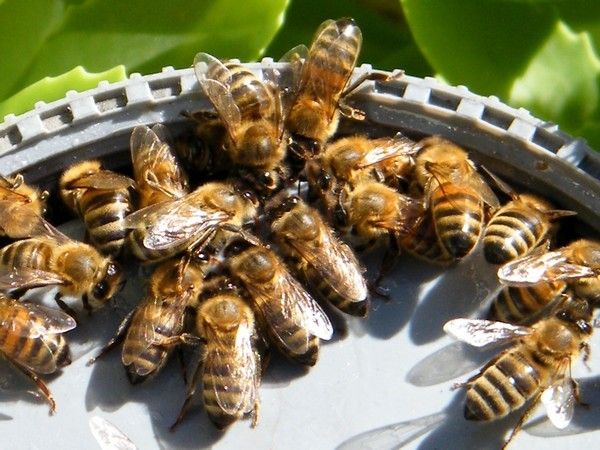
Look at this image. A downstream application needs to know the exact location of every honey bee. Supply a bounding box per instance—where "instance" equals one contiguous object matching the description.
[172,290,261,430]
[194,53,286,192]
[0,174,48,238]
[59,160,134,257]
[0,206,122,312]
[125,181,259,263]
[483,187,575,264]
[314,133,421,189]
[444,297,593,447]
[88,256,206,384]
[223,237,333,366]
[130,124,189,208]
[269,196,369,317]
[414,137,499,259]
[285,18,363,163]
[335,180,425,250]
[498,239,600,304]
[0,293,75,413]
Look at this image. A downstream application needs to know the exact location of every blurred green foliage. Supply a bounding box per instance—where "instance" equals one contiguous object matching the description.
[1,0,599,150]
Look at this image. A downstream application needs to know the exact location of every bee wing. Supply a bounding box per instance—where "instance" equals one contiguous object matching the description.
[498,250,595,285]
[130,125,187,199]
[443,318,531,348]
[357,133,421,168]
[89,416,138,450]
[67,171,134,190]
[194,53,241,144]
[0,297,76,338]
[284,224,367,303]
[0,200,69,242]
[0,267,65,292]
[278,44,308,111]
[122,197,230,250]
[0,183,28,202]
[463,168,500,208]
[206,323,259,415]
[541,370,575,430]
[251,270,333,344]
[298,20,361,117]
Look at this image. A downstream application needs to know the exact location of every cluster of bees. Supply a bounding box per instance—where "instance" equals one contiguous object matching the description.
[0,17,599,449]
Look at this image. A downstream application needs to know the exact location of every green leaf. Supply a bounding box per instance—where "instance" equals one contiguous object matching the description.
[0,66,126,120]
[0,0,289,114]
[400,0,556,98]
[509,22,600,133]
[267,0,431,75]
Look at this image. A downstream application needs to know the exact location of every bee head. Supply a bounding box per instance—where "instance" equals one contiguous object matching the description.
[555,298,593,335]
[223,238,254,259]
[88,261,123,310]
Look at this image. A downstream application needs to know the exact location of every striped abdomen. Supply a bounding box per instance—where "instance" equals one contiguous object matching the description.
[257,303,319,366]
[489,282,567,324]
[308,19,361,102]
[465,348,545,421]
[211,63,273,121]
[431,183,483,259]
[400,213,453,265]
[121,299,184,384]
[202,333,247,428]
[78,188,132,257]
[484,205,548,264]
[0,308,70,374]
[305,264,368,317]
[0,238,54,272]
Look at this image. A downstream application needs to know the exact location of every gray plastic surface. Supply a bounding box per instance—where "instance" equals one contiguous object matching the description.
[0,63,599,450]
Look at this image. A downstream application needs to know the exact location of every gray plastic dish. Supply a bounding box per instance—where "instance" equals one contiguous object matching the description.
[0,62,599,450]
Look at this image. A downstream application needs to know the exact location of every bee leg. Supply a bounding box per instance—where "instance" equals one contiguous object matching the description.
[502,391,543,449]
[10,362,55,414]
[87,309,135,365]
[54,293,80,323]
[156,333,204,348]
[369,237,401,301]
[572,378,590,408]
[176,347,189,386]
[170,355,203,431]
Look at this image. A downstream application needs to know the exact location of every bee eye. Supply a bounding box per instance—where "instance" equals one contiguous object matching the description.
[242,190,259,206]
[318,172,331,190]
[260,172,277,189]
[92,281,109,300]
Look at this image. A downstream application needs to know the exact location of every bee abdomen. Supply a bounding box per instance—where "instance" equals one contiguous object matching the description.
[203,374,243,429]
[81,190,132,257]
[310,272,368,317]
[431,185,483,258]
[490,282,565,323]
[465,351,540,421]
[400,214,453,265]
[0,239,52,270]
[484,209,544,264]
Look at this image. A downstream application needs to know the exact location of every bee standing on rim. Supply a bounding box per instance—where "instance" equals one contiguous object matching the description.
[444,297,593,448]
[88,256,206,384]
[59,160,134,257]
[414,137,499,259]
[130,124,189,208]
[0,205,122,314]
[223,237,333,366]
[269,195,369,317]
[171,282,261,430]
[284,18,364,170]
[0,293,75,413]
[482,171,575,264]
[193,52,287,193]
